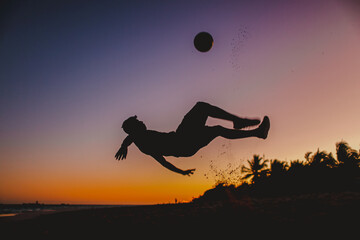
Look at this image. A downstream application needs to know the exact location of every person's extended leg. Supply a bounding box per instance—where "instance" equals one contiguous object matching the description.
[192,102,260,129]
[179,117,269,157]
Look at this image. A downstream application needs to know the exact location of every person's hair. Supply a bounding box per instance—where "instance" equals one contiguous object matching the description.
[122,116,138,135]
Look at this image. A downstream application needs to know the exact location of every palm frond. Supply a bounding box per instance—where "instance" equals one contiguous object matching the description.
[242,173,253,180]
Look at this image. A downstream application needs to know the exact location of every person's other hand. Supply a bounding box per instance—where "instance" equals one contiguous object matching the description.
[182,169,196,176]
[115,146,127,160]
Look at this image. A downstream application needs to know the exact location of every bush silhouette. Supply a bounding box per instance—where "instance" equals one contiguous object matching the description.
[194,140,360,202]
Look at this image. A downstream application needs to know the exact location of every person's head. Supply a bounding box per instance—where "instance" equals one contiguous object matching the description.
[122,116,146,135]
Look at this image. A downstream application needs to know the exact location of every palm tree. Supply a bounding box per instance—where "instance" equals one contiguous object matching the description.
[304,152,312,163]
[308,149,337,168]
[336,141,350,164]
[270,159,288,178]
[336,141,360,168]
[336,141,360,180]
[241,154,269,184]
[289,160,306,169]
[287,160,306,176]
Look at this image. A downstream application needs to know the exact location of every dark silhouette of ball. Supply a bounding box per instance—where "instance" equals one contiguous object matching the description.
[194,32,213,52]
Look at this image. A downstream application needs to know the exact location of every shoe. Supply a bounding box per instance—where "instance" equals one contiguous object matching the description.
[257,116,270,139]
[233,118,260,129]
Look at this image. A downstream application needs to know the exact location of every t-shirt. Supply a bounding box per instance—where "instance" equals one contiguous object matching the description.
[133,130,200,157]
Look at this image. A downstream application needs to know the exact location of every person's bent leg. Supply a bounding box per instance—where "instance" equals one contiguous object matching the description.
[212,116,270,140]
[213,125,259,139]
[194,101,260,129]
[194,101,239,122]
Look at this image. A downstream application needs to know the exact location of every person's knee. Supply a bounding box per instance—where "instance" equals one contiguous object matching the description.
[195,101,211,110]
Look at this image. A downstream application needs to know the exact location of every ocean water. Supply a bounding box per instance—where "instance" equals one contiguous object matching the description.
[0,204,132,217]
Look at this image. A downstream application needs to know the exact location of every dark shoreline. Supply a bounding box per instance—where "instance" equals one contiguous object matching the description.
[1,191,359,237]
[0,203,138,214]
[0,204,141,222]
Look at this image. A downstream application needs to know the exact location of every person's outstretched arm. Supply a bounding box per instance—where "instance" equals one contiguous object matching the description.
[115,135,133,160]
[152,155,195,176]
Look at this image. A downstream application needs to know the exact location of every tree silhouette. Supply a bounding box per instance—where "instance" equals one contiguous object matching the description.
[241,154,268,184]
[307,149,337,168]
[336,141,350,164]
[304,152,312,162]
[270,159,288,178]
[336,141,360,168]
[335,141,360,184]
[195,140,360,203]
[288,160,306,172]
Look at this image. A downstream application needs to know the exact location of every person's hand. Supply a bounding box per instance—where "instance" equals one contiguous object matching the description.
[182,169,196,176]
[115,146,127,160]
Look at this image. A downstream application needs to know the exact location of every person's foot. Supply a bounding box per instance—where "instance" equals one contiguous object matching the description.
[233,118,260,130]
[257,116,270,139]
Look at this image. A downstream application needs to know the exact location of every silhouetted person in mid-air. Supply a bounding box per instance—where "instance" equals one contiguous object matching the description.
[115,102,270,176]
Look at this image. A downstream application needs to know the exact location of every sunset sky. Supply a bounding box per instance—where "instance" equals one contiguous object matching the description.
[1,0,360,204]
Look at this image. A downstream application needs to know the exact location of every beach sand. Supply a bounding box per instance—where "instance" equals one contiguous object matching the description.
[1,192,359,238]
